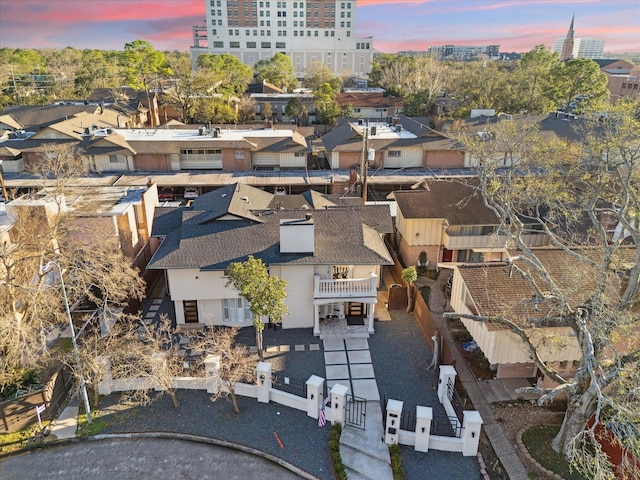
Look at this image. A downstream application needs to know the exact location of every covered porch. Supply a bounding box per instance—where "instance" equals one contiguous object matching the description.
[313,273,378,336]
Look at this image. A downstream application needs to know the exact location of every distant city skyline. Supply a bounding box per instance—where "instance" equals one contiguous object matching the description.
[0,0,638,54]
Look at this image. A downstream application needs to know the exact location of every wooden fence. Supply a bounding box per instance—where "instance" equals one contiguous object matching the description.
[0,365,73,433]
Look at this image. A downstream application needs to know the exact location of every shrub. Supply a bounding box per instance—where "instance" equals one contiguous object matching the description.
[329,423,347,480]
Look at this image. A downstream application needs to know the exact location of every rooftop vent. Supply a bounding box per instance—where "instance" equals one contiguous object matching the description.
[241,196,249,202]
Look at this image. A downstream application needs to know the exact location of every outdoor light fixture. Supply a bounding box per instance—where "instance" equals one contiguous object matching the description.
[259,374,265,386]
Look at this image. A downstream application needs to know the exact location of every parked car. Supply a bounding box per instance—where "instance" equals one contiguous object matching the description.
[183,187,200,199]
[158,187,176,201]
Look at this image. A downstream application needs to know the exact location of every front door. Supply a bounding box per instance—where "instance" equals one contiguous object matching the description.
[442,248,453,262]
[183,300,199,323]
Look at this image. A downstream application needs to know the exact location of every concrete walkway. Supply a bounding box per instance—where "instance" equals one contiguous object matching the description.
[323,337,393,480]
[424,269,531,480]
[47,393,79,441]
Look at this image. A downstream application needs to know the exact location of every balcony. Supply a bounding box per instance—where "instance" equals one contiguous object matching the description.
[314,274,377,299]
[442,231,549,250]
[442,231,508,250]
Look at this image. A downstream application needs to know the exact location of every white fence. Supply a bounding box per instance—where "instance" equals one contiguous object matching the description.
[384,365,483,456]
[97,357,482,456]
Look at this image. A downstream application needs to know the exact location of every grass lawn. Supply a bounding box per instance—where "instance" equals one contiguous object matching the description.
[522,425,584,480]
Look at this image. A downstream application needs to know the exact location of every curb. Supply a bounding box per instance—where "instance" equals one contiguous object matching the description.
[1,431,323,480]
[516,427,566,480]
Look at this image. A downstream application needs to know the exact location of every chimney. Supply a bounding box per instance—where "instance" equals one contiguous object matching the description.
[280,215,314,253]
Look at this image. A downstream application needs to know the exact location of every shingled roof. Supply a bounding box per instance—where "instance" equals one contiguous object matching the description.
[392,180,498,226]
[148,183,393,270]
[458,247,636,331]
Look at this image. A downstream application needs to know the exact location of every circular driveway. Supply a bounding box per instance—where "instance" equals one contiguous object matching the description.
[0,437,307,480]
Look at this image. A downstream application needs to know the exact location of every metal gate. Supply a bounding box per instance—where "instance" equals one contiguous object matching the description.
[345,394,366,430]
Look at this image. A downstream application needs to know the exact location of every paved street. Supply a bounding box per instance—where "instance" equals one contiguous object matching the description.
[0,437,307,480]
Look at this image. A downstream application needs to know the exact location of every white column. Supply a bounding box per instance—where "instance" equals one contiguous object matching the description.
[256,362,272,403]
[438,365,457,404]
[204,354,221,394]
[385,399,403,445]
[151,352,167,391]
[174,299,185,325]
[415,406,432,452]
[306,375,324,419]
[313,304,320,337]
[367,301,375,333]
[97,356,112,396]
[329,383,349,425]
[462,411,483,456]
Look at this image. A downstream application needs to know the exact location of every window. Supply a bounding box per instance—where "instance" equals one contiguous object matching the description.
[276,42,286,48]
[109,155,119,164]
[261,41,271,47]
[213,41,224,47]
[388,150,401,157]
[247,41,256,47]
[230,41,240,48]
[223,298,253,323]
[234,150,244,159]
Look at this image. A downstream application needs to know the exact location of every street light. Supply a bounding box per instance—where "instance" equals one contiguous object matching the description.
[44,261,92,424]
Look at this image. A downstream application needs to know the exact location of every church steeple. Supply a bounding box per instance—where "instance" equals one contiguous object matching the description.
[561,15,575,61]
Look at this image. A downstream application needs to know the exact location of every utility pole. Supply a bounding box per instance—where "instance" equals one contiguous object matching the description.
[360,124,369,203]
[0,161,8,202]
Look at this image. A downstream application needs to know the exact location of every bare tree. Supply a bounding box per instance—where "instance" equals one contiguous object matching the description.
[106,315,183,408]
[193,327,258,415]
[447,100,640,479]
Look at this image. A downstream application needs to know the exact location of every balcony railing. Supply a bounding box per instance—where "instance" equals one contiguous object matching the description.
[442,232,508,250]
[314,274,377,299]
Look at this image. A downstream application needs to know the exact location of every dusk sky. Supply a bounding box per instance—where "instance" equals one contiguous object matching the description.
[0,0,638,54]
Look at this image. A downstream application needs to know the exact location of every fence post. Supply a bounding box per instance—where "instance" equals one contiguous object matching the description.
[97,356,112,396]
[415,406,432,452]
[384,398,403,445]
[151,352,167,391]
[438,365,457,404]
[329,383,349,425]
[204,354,221,394]
[461,410,483,456]
[256,362,272,403]
[306,375,324,419]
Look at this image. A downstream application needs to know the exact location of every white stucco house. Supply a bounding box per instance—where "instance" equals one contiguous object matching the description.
[147,183,393,335]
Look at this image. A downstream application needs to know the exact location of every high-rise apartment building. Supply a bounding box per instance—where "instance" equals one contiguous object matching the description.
[190,0,373,79]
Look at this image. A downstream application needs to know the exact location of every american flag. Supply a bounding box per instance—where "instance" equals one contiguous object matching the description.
[318,397,330,427]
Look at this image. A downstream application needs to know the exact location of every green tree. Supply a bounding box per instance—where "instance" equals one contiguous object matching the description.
[509,45,562,114]
[447,60,510,116]
[285,97,309,126]
[262,101,273,121]
[197,53,253,98]
[401,266,417,313]
[313,83,342,126]
[193,97,237,124]
[120,40,172,126]
[254,53,297,92]
[448,99,640,479]
[303,61,342,92]
[164,55,217,123]
[553,58,609,113]
[226,256,288,360]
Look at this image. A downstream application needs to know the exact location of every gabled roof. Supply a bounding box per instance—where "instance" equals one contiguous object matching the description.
[442,113,589,143]
[0,104,99,130]
[31,111,122,140]
[391,180,498,226]
[335,92,403,109]
[321,116,455,153]
[458,247,636,330]
[148,183,393,270]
